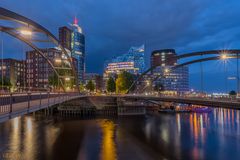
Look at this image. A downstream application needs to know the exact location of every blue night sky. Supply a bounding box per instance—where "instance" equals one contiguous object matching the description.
[1,0,240,92]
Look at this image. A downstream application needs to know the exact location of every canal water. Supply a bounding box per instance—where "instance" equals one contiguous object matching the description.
[0,108,240,160]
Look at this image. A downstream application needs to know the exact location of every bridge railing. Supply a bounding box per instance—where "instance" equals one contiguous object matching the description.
[127,93,240,102]
[0,92,80,117]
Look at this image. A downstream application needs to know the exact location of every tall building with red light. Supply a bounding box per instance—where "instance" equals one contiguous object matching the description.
[59,17,85,83]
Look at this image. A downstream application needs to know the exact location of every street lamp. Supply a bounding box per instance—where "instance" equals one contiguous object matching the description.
[164,68,170,74]
[55,58,62,63]
[65,77,70,81]
[220,53,227,60]
[221,53,228,93]
[20,29,32,36]
[146,80,150,86]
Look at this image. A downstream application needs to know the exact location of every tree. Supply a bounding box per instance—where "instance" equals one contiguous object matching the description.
[154,82,164,92]
[0,77,12,87]
[79,82,85,92]
[0,77,11,91]
[107,77,116,93]
[48,73,59,89]
[229,90,237,96]
[86,80,95,92]
[116,71,135,94]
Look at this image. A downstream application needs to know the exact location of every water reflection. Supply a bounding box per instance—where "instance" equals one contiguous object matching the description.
[0,108,240,160]
[0,116,61,160]
[24,117,36,160]
[142,108,240,159]
[9,117,21,159]
[98,120,117,160]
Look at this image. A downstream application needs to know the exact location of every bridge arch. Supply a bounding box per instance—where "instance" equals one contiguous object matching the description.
[128,52,240,93]
[0,7,78,91]
[0,26,66,90]
[175,49,240,59]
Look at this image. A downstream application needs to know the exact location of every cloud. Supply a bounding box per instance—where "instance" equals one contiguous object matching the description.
[0,0,240,76]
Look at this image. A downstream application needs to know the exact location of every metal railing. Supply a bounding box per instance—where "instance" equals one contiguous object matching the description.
[0,92,80,118]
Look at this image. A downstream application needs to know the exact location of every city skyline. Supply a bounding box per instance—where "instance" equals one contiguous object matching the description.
[1,0,240,92]
[1,3,240,160]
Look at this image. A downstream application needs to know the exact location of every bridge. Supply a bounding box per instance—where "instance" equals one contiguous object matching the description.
[0,7,83,123]
[1,92,239,122]
[0,92,83,122]
[0,7,78,91]
[128,49,240,94]
[122,95,240,109]
[0,7,240,122]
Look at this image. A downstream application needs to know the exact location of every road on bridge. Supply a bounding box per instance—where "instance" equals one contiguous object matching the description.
[123,95,240,109]
[0,92,83,123]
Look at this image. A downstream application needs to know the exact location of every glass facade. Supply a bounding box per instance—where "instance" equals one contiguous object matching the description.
[104,45,145,75]
[105,62,138,74]
[127,45,145,74]
[153,66,189,93]
[70,18,85,83]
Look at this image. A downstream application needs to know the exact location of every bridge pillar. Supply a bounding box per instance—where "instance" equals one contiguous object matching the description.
[117,97,146,116]
[9,93,13,114]
[27,93,30,112]
[39,92,42,109]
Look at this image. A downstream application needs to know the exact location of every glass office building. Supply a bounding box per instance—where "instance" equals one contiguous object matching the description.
[59,17,85,83]
[152,66,189,93]
[71,17,85,83]
[128,45,145,74]
[104,45,145,76]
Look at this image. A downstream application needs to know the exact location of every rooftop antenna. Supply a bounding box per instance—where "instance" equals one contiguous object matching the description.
[74,16,78,25]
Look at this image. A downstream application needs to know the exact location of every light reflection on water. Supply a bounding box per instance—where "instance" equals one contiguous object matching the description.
[9,117,21,159]
[0,108,239,160]
[98,120,117,160]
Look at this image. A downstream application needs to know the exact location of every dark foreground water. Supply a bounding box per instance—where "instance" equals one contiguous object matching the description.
[0,108,240,160]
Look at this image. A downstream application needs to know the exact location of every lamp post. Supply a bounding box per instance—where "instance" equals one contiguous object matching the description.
[1,32,3,92]
[237,53,239,94]
[221,53,228,93]
[228,76,239,94]
[200,54,204,94]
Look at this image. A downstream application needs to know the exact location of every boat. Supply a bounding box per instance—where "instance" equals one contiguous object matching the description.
[158,109,191,113]
[191,106,212,113]
[158,105,191,113]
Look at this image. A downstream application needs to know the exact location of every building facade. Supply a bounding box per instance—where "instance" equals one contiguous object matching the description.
[26,48,62,89]
[0,58,25,90]
[105,62,138,75]
[59,26,72,51]
[151,49,177,67]
[152,66,189,93]
[70,17,85,83]
[148,49,189,93]
[104,45,145,78]
[59,17,85,83]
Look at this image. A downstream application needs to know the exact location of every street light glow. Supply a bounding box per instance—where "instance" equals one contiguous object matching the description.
[20,29,32,36]
[65,77,70,81]
[55,59,62,63]
[146,80,150,86]
[220,53,227,60]
[164,68,170,73]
